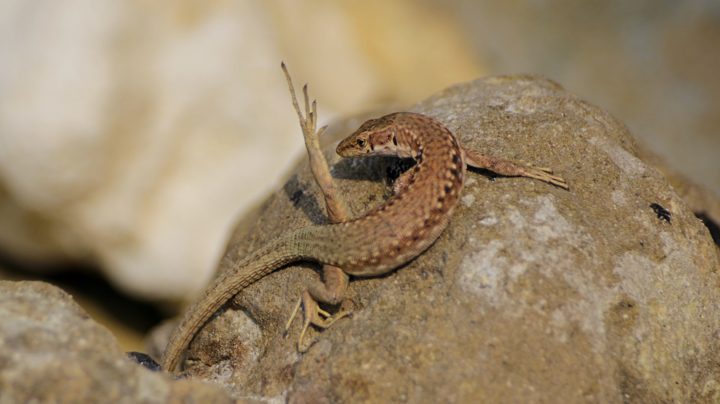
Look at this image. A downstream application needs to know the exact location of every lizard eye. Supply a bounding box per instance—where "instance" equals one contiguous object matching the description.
[356,139,366,147]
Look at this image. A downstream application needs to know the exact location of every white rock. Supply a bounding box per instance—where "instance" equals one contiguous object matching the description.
[0,1,481,300]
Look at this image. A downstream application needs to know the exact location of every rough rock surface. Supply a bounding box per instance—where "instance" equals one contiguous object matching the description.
[165,76,720,403]
[0,281,232,403]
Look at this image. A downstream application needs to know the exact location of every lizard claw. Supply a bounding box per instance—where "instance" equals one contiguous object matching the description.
[519,160,554,174]
[519,165,568,189]
[285,290,352,351]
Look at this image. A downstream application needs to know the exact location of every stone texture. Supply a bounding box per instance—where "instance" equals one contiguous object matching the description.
[0,281,232,403]
[638,146,720,240]
[163,77,720,402]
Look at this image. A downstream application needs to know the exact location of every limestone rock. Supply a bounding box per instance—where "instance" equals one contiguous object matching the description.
[167,76,720,403]
[0,281,232,403]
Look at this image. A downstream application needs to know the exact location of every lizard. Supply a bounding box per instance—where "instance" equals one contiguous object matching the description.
[161,112,568,372]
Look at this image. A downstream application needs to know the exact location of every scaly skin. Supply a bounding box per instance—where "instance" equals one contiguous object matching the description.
[161,112,566,372]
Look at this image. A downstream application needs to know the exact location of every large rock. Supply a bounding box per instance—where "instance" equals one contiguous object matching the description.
[162,76,720,402]
[0,281,232,403]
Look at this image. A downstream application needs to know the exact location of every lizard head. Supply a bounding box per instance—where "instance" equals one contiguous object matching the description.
[337,113,402,157]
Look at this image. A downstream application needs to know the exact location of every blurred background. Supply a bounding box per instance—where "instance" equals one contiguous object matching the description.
[0,0,718,350]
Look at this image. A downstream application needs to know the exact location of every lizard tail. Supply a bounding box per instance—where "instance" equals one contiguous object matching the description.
[161,233,307,372]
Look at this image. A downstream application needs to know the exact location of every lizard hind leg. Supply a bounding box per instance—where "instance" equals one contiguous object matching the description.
[284,266,353,351]
[462,148,569,189]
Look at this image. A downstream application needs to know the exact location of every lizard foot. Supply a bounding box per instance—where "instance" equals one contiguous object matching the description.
[518,165,569,189]
[285,290,352,351]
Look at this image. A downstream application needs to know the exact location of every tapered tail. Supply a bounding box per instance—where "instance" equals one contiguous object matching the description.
[161,236,305,372]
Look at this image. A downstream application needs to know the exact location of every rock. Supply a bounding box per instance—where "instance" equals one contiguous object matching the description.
[168,76,720,402]
[0,281,232,403]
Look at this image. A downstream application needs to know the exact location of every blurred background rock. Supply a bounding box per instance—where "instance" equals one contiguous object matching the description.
[0,0,717,350]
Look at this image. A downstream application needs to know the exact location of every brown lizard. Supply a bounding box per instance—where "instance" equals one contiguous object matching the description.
[161,112,567,372]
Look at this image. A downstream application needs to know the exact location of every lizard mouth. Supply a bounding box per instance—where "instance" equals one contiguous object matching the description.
[336,139,364,157]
